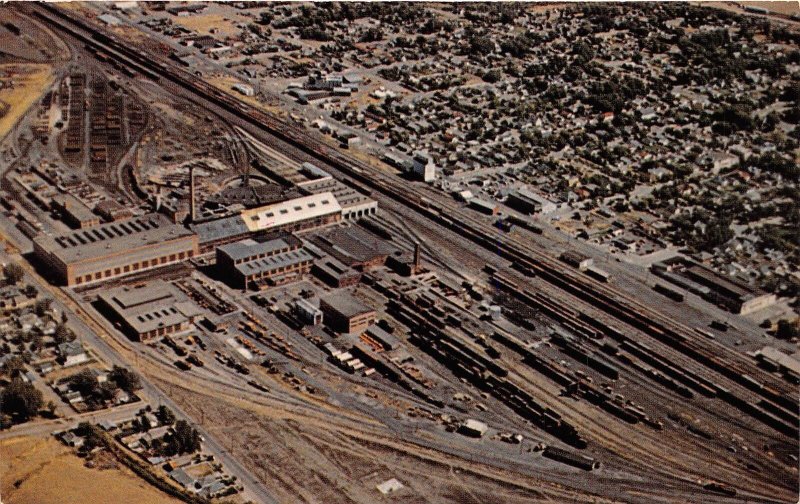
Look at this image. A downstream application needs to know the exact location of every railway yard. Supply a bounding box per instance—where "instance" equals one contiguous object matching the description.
[0,3,798,504]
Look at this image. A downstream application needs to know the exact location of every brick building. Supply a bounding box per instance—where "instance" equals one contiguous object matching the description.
[33,214,198,286]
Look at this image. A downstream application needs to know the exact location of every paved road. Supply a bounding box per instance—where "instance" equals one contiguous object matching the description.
[0,400,142,441]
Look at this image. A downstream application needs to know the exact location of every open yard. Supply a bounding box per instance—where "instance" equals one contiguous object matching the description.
[0,436,183,504]
[0,63,52,140]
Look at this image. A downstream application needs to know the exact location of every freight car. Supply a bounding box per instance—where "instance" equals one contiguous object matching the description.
[543,446,599,471]
[653,283,685,302]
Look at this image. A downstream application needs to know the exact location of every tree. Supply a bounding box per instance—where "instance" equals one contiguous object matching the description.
[109,366,141,393]
[482,69,502,83]
[1,378,43,420]
[30,334,44,353]
[54,324,75,346]
[1,355,25,378]
[74,422,105,452]
[468,34,494,56]
[165,420,202,456]
[139,413,152,432]
[776,319,800,340]
[359,27,384,43]
[4,263,24,285]
[156,405,176,425]
[68,369,100,398]
[34,298,53,317]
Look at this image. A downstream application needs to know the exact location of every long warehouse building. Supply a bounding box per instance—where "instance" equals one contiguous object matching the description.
[192,191,343,251]
[33,213,199,286]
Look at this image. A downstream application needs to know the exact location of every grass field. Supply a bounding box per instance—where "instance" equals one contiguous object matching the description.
[0,436,184,504]
[172,13,242,37]
[0,63,53,141]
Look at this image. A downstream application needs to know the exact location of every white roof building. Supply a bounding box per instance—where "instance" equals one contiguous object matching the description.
[242,192,342,233]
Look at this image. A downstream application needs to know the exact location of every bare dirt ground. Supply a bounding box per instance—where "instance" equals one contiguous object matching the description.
[0,63,53,140]
[171,13,243,38]
[205,73,282,113]
[153,377,615,504]
[700,1,800,16]
[0,436,184,504]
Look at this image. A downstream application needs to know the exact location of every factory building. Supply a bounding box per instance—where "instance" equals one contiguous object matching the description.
[560,250,593,271]
[51,194,100,229]
[293,298,323,326]
[682,264,776,315]
[298,177,378,221]
[216,234,313,289]
[94,199,134,222]
[506,188,557,215]
[96,280,202,341]
[192,192,343,251]
[469,198,499,215]
[320,292,375,334]
[32,214,198,286]
[190,215,251,252]
[312,257,361,287]
[312,226,395,271]
[411,152,436,182]
[241,191,342,233]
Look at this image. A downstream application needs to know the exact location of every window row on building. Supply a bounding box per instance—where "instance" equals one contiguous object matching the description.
[72,250,195,285]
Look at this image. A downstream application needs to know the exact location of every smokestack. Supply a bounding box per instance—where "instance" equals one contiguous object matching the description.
[189,166,196,223]
[414,241,421,272]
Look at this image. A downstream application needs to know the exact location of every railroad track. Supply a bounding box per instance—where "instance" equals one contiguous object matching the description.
[29,2,797,440]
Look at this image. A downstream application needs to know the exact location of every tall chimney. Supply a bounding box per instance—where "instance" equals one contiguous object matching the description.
[413,241,421,272]
[189,166,196,223]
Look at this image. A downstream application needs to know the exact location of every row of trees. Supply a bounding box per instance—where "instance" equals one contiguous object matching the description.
[66,366,142,410]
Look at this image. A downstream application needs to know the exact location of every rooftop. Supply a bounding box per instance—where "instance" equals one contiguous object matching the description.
[98,280,200,335]
[34,214,194,264]
[53,194,98,224]
[207,183,301,209]
[241,192,342,232]
[190,215,250,245]
[236,248,313,276]
[217,235,300,262]
[313,226,395,266]
[320,291,374,319]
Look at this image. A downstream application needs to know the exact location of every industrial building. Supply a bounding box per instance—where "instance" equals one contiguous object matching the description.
[96,280,202,341]
[753,346,800,381]
[319,292,375,334]
[298,176,378,221]
[469,198,499,215]
[560,250,593,271]
[32,214,199,286]
[51,194,100,229]
[505,188,557,215]
[653,259,777,315]
[190,215,251,252]
[94,199,134,222]
[312,257,361,287]
[411,152,436,182]
[206,183,302,209]
[293,298,324,325]
[191,191,343,251]
[682,264,777,315]
[216,234,313,289]
[312,226,395,271]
